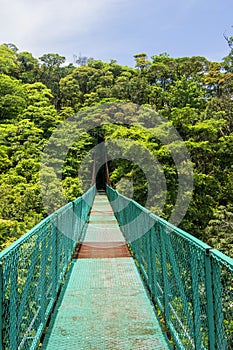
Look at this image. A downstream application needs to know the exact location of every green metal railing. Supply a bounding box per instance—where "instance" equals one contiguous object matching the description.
[106,186,233,350]
[0,185,96,350]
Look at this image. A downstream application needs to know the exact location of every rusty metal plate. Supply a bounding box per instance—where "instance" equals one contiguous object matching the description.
[74,242,131,259]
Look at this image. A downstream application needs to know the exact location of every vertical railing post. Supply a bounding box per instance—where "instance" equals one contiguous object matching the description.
[9,259,18,350]
[72,201,75,243]
[190,247,202,349]
[0,262,3,350]
[56,213,61,288]
[211,257,227,349]
[159,224,170,325]
[51,214,58,299]
[39,235,47,325]
[147,230,152,293]
[147,228,153,293]
[148,220,158,302]
[80,200,85,242]
[204,248,215,350]
[146,214,156,295]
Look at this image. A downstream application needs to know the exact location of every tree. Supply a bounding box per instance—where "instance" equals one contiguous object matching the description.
[175,56,209,79]
[134,53,151,70]
[0,74,27,121]
[3,43,18,53]
[205,205,233,256]
[202,62,232,98]
[17,51,39,83]
[128,76,151,104]
[39,53,67,110]
[0,44,18,75]
[222,32,233,73]
[39,53,66,68]
[60,73,83,110]
[149,53,177,90]
[0,120,45,233]
[170,106,200,136]
[167,76,206,109]
[111,73,132,100]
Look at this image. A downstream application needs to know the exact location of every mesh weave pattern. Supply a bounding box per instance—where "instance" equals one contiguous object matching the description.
[42,258,170,350]
[0,186,96,350]
[107,185,233,350]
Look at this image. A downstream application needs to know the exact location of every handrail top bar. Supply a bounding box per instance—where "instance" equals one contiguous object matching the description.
[0,185,96,260]
[106,185,233,264]
[210,248,233,266]
[149,212,212,251]
[0,215,53,259]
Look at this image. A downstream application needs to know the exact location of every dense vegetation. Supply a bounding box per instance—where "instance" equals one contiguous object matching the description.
[0,42,232,256]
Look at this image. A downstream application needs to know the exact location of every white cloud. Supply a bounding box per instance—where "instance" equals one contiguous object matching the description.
[0,0,124,54]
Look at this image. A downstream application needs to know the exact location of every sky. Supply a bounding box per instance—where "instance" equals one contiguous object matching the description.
[0,0,232,67]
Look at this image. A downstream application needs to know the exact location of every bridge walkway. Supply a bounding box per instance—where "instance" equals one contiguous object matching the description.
[41,192,170,350]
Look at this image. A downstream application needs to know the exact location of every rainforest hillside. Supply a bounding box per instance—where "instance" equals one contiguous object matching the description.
[0,42,232,256]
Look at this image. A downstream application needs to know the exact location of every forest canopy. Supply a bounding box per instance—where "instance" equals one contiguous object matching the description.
[0,42,232,257]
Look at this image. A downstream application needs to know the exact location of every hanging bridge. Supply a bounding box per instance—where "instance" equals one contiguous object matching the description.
[0,186,232,350]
